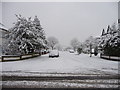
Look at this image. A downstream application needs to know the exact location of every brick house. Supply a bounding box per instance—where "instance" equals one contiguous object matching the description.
[0,23,9,55]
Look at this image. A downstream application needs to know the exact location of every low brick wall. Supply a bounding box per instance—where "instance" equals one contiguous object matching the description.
[100,54,120,61]
[0,53,41,62]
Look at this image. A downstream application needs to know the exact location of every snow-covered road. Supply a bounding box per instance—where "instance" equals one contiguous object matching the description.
[1,51,118,75]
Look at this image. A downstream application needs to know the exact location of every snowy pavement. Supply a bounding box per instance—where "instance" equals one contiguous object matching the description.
[2,80,118,88]
[1,51,118,75]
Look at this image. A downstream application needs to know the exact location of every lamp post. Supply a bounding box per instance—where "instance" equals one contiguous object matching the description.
[90,43,92,57]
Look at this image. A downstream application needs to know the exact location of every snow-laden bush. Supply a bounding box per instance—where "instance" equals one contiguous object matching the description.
[3,15,47,55]
[77,47,82,54]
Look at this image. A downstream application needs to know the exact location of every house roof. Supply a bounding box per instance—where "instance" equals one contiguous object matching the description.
[0,23,8,32]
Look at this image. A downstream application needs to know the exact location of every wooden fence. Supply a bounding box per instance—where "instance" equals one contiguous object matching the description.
[0,53,41,62]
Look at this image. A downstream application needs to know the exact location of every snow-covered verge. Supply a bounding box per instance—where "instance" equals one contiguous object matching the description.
[1,51,118,76]
[2,80,118,88]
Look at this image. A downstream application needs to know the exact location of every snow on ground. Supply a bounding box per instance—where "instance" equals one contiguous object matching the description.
[1,51,118,75]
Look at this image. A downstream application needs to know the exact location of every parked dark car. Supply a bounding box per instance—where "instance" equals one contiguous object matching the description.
[41,49,48,55]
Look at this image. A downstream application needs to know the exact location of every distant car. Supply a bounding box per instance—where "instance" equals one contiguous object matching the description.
[41,49,48,55]
[69,49,74,53]
[49,50,59,58]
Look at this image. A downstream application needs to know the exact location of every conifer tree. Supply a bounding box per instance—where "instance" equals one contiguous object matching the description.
[4,15,47,55]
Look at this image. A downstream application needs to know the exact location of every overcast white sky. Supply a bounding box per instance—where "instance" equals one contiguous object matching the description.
[1,2,118,46]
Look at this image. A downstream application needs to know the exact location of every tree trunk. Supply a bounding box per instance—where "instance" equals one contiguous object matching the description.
[52,46,54,50]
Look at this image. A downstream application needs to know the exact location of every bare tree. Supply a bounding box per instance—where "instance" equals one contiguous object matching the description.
[55,44,62,51]
[47,36,59,50]
[70,38,80,51]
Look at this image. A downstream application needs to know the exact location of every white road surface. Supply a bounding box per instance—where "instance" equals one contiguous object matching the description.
[0,51,118,75]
